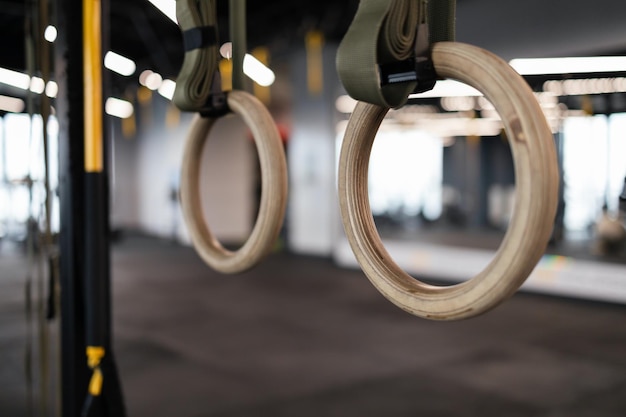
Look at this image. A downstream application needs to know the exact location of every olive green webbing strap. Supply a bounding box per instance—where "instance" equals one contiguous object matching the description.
[336,0,456,108]
[229,0,246,91]
[174,0,247,112]
[173,0,219,111]
[428,0,456,44]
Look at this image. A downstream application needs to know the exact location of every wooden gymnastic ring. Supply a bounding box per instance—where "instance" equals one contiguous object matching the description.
[180,90,288,273]
[338,42,559,320]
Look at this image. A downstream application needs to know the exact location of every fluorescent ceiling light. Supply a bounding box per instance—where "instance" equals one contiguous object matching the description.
[145,72,163,90]
[243,54,275,87]
[139,69,154,86]
[105,97,134,119]
[0,67,58,98]
[46,81,58,98]
[138,70,164,90]
[220,42,233,59]
[158,79,176,100]
[0,95,25,113]
[337,81,482,113]
[410,80,482,99]
[44,25,57,42]
[543,77,626,96]
[30,77,46,94]
[104,51,136,76]
[146,0,177,23]
[0,67,31,90]
[510,56,626,76]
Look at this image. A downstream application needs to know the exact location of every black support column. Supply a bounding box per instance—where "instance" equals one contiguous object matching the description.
[55,0,89,413]
[55,0,126,415]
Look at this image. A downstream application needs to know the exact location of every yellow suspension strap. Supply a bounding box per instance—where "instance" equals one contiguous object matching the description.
[175,0,288,273]
[336,0,456,108]
[81,0,127,415]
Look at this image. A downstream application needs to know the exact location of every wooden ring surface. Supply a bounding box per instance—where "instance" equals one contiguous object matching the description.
[338,42,559,320]
[180,90,287,273]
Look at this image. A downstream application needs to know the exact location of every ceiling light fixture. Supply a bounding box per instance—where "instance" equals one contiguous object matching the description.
[243,54,275,87]
[543,77,626,96]
[0,95,25,113]
[44,25,57,43]
[104,51,137,77]
[0,67,31,90]
[158,79,176,100]
[410,80,482,99]
[510,56,626,76]
[29,77,46,94]
[146,0,177,23]
[105,97,134,119]
[145,72,163,90]
[45,81,58,98]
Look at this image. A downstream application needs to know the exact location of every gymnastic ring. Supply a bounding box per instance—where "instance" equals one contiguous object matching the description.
[180,90,288,274]
[338,42,559,320]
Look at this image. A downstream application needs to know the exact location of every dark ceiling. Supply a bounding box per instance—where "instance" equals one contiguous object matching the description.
[1,0,359,81]
[2,0,626,100]
[109,0,362,79]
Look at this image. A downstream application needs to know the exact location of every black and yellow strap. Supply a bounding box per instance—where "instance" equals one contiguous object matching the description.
[86,346,105,397]
[82,0,127,414]
[80,346,105,417]
[336,0,456,108]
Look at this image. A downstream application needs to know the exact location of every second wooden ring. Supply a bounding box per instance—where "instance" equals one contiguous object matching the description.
[180,90,288,274]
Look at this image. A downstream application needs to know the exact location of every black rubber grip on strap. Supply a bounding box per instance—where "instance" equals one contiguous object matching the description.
[183,26,218,51]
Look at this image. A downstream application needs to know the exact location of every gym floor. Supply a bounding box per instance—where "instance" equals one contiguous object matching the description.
[1,234,626,416]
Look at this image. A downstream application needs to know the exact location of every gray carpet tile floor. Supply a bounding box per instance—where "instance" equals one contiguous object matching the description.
[1,235,625,416]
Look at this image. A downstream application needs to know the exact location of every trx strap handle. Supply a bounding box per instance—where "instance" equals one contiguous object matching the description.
[336,0,455,108]
[338,43,559,320]
[173,0,221,112]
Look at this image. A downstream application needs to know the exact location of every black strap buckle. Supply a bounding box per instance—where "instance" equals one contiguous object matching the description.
[378,21,437,95]
[199,71,230,118]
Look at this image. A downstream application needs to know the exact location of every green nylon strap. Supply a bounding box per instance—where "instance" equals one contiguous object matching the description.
[173,0,219,112]
[337,0,456,108]
[428,0,456,45]
[229,0,246,91]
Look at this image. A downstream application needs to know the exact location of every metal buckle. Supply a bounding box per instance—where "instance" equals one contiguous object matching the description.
[378,21,437,95]
[199,71,230,118]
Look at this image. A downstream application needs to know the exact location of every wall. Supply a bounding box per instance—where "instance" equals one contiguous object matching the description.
[287,45,343,256]
[110,120,139,230]
[112,93,255,244]
[457,0,626,59]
